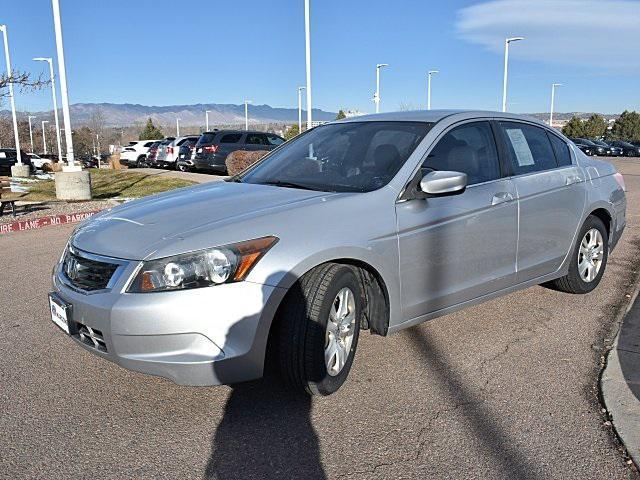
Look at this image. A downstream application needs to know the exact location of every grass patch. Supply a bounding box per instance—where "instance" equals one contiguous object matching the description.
[23,169,197,201]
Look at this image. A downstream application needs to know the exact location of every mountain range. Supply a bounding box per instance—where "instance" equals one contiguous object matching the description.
[2,102,339,127]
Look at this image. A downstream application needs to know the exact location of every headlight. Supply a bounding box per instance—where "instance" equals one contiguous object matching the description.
[127,236,278,293]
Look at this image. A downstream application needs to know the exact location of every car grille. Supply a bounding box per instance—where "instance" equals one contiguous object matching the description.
[62,248,119,291]
[75,323,107,352]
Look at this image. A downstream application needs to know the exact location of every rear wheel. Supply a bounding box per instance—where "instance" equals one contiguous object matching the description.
[545,215,608,294]
[136,156,145,168]
[275,263,363,396]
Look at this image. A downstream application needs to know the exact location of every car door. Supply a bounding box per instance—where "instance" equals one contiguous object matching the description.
[396,120,518,321]
[497,121,585,282]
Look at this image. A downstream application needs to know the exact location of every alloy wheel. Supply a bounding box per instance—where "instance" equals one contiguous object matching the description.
[325,287,356,376]
[578,228,604,282]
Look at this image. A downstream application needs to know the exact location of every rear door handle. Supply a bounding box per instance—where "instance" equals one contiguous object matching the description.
[491,192,514,205]
[566,174,582,185]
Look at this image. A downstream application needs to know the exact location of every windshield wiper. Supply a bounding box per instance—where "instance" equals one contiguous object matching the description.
[255,180,325,191]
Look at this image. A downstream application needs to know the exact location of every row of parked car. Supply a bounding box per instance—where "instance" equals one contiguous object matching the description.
[569,138,640,157]
[120,130,286,174]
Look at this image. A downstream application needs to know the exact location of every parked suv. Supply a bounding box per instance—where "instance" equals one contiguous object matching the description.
[0,149,33,175]
[155,136,198,169]
[193,130,285,174]
[120,140,158,167]
[176,138,198,172]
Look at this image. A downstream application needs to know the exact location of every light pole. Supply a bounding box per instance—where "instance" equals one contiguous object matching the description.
[176,117,180,136]
[205,110,211,131]
[33,57,63,161]
[502,37,524,112]
[96,134,101,168]
[304,0,313,129]
[427,70,438,110]
[0,24,23,168]
[244,100,252,130]
[42,120,50,154]
[28,115,36,152]
[549,83,563,128]
[374,63,388,114]
[297,86,306,133]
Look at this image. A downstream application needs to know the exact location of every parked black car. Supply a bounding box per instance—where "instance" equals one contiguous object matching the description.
[569,138,595,156]
[192,130,285,174]
[0,149,34,175]
[606,140,640,157]
[176,138,198,172]
[573,138,610,156]
[590,139,623,156]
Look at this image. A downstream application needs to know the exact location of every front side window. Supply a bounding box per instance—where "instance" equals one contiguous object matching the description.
[547,133,572,167]
[500,122,557,174]
[239,121,432,192]
[266,134,285,146]
[246,134,268,145]
[422,121,501,185]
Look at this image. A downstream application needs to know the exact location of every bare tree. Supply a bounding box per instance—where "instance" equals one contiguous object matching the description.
[0,71,48,98]
[88,107,106,154]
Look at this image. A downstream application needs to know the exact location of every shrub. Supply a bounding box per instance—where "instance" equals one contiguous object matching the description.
[108,153,127,170]
[42,161,62,173]
[225,150,269,176]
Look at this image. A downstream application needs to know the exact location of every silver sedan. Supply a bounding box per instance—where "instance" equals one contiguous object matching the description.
[49,110,626,395]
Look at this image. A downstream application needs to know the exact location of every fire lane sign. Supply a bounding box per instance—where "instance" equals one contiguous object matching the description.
[0,210,102,235]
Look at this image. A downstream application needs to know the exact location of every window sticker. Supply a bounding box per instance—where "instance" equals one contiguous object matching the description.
[505,128,535,166]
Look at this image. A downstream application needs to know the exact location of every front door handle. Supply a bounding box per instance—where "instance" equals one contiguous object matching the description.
[491,192,514,205]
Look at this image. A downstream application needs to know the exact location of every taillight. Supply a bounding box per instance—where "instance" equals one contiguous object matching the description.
[204,145,218,153]
[613,172,626,192]
[166,146,173,154]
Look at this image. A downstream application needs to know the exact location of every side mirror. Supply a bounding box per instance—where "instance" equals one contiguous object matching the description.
[419,170,467,196]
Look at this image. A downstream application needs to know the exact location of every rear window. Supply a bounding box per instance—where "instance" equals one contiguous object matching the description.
[196,133,217,145]
[499,122,558,175]
[220,133,242,144]
[245,133,268,145]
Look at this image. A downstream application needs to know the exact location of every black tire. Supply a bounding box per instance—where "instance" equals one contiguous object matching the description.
[136,155,145,168]
[275,263,363,396]
[546,215,608,294]
[177,163,187,172]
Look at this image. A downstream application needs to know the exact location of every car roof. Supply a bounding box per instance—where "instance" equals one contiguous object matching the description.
[201,130,274,135]
[334,109,547,127]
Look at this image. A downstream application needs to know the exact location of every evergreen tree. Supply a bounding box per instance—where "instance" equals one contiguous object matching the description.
[562,116,585,138]
[610,111,640,141]
[139,118,164,140]
[284,124,300,140]
[335,110,347,120]
[582,114,607,139]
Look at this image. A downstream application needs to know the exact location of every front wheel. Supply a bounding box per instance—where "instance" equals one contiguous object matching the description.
[545,215,608,294]
[275,263,363,396]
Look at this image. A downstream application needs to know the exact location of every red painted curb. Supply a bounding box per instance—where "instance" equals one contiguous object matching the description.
[0,209,103,235]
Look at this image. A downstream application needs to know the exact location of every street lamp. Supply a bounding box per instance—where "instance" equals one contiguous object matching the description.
[33,57,63,161]
[374,63,389,114]
[0,24,23,168]
[502,36,524,112]
[42,120,50,154]
[549,83,563,128]
[304,0,313,130]
[28,115,36,152]
[176,117,180,136]
[205,110,211,131]
[244,100,252,130]
[427,70,439,110]
[297,86,306,133]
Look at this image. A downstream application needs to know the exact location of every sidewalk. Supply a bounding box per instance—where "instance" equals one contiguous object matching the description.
[602,283,640,467]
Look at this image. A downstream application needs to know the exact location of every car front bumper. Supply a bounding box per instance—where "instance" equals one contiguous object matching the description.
[51,252,286,386]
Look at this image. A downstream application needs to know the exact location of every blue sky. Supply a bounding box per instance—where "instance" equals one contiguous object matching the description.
[4,0,640,114]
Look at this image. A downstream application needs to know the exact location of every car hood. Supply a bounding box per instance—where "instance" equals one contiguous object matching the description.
[71,181,334,260]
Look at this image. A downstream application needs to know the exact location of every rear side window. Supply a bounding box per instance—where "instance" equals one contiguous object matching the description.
[423,121,501,185]
[245,133,268,145]
[547,133,572,167]
[499,122,557,175]
[266,134,285,146]
[220,133,242,144]
[144,142,155,147]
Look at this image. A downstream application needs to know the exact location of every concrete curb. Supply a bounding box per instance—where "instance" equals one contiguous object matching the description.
[601,271,640,468]
[0,209,102,235]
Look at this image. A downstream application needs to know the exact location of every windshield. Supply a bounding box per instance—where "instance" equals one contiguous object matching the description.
[239,121,432,192]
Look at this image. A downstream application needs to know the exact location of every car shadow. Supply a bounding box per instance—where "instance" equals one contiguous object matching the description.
[204,274,327,480]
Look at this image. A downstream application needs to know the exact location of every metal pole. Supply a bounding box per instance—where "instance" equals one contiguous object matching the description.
[28,116,35,152]
[47,59,62,161]
[244,101,250,130]
[51,0,76,167]
[96,134,100,168]
[42,121,49,154]
[304,0,312,129]
[297,86,305,133]
[502,37,524,113]
[205,110,210,131]
[549,83,562,128]
[427,70,438,110]
[176,118,180,136]
[0,25,22,164]
[375,66,380,114]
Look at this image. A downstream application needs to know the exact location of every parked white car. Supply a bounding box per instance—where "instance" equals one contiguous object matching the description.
[155,136,199,169]
[27,153,51,170]
[120,140,158,168]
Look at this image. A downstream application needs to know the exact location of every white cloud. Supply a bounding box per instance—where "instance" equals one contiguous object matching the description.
[456,0,640,70]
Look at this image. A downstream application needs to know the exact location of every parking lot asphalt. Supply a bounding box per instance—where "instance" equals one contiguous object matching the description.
[2,158,639,480]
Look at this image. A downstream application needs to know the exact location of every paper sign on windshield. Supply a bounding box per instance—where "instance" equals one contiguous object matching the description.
[506,129,535,166]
